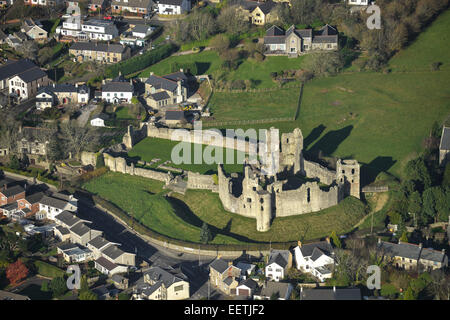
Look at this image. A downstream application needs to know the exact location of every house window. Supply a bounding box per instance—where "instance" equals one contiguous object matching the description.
[174,285,183,292]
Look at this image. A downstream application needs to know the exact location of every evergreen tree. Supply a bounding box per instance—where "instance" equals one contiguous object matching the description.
[96,154,105,169]
[399,231,409,243]
[47,136,63,161]
[200,222,212,244]
[41,280,49,292]
[330,231,342,248]
[9,155,20,170]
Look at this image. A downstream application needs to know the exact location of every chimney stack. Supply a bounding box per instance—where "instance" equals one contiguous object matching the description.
[378,237,381,244]
[228,261,233,267]
[325,237,330,244]
[333,286,336,292]
[297,240,302,248]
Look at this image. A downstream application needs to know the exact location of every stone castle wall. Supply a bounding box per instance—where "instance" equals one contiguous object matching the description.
[186,171,218,192]
[302,159,337,185]
[81,151,97,167]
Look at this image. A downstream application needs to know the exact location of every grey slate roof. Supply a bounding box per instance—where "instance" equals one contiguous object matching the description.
[266,25,285,37]
[145,75,178,92]
[55,225,70,235]
[101,244,125,260]
[263,35,285,45]
[92,113,109,121]
[145,266,186,288]
[299,241,334,257]
[377,241,422,260]
[255,0,276,14]
[260,282,291,299]
[440,127,450,150]
[142,281,163,296]
[70,42,127,53]
[0,185,25,197]
[132,24,152,34]
[70,222,91,237]
[420,247,447,264]
[16,67,47,83]
[88,236,112,250]
[111,274,126,283]
[165,110,185,121]
[312,35,338,44]
[209,258,230,274]
[158,0,183,6]
[163,71,188,82]
[150,91,170,101]
[238,278,259,291]
[39,196,69,210]
[102,80,133,93]
[300,288,361,300]
[111,0,153,8]
[310,247,326,262]
[268,250,290,268]
[57,241,79,251]
[95,256,118,271]
[0,59,36,80]
[55,210,81,228]
[1,202,18,211]
[223,276,234,286]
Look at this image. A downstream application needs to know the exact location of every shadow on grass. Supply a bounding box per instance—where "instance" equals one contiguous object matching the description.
[308,125,353,156]
[304,124,326,149]
[361,156,397,187]
[167,196,258,244]
[195,62,211,75]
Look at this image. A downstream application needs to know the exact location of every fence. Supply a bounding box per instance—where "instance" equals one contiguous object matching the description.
[202,117,295,128]
[213,83,302,93]
[361,186,389,193]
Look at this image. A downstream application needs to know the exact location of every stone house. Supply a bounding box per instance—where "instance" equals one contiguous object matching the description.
[265,249,292,282]
[21,18,48,42]
[9,67,50,101]
[418,247,448,271]
[69,42,131,64]
[249,1,278,26]
[209,258,242,295]
[264,24,338,57]
[69,222,103,246]
[87,236,118,259]
[294,239,335,282]
[36,83,90,110]
[439,127,450,167]
[54,225,71,241]
[111,274,129,290]
[101,244,136,266]
[165,110,186,126]
[138,266,190,300]
[101,75,134,104]
[145,71,188,109]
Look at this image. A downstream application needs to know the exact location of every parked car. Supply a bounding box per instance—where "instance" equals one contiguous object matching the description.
[103,16,112,20]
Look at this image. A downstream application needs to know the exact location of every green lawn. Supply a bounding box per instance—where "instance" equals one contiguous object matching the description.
[128,137,246,174]
[207,87,300,122]
[137,50,307,88]
[83,172,366,243]
[34,261,65,278]
[115,106,133,120]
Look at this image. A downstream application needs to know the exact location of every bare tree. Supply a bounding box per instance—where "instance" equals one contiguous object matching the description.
[60,121,97,160]
[217,5,249,36]
[428,270,450,300]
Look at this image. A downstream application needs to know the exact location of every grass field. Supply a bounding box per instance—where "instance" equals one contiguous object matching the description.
[83,172,366,243]
[137,50,307,89]
[34,261,65,279]
[128,137,246,174]
[115,106,133,120]
[207,87,300,121]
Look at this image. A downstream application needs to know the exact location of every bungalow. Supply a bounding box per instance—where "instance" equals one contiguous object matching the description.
[299,286,362,300]
[145,70,188,109]
[101,244,136,266]
[101,75,134,104]
[111,274,129,290]
[439,127,450,167]
[54,210,86,229]
[138,266,190,300]
[21,18,48,42]
[294,239,335,282]
[69,222,103,246]
[254,281,292,300]
[94,256,128,276]
[57,242,94,263]
[156,0,190,15]
[119,25,154,47]
[9,67,50,101]
[87,236,118,259]
[265,249,292,282]
[54,225,71,241]
[111,0,155,16]
[209,258,241,295]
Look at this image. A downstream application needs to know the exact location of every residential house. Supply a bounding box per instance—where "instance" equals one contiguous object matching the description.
[236,278,259,298]
[156,0,190,15]
[439,127,450,167]
[264,24,338,57]
[101,75,134,103]
[0,290,30,300]
[24,0,63,6]
[250,1,278,26]
[36,83,90,109]
[92,284,120,300]
[254,281,292,300]
[347,0,369,5]
[94,256,128,276]
[145,70,188,109]
[0,30,6,44]
[69,42,131,64]
[5,34,24,49]
[88,0,107,12]
[101,243,136,266]
[294,239,335,282]
[376,239,449,271]
[119,24,154,47]
[265,249,292,282]
[9,67,50,101]
[138,266,190,300]
[17,192,45,217]
[80,19,119,41]
[299,286,362,300]
[69,222,103,246]
[0,185,25,207]
[111,0,155,16]
[87,236,118,259]
[54,209,86,230]
[90,113,109,127]
[209,258,241,295]
[37,195,78,221]
[17,127,52,164]
[21,18,48,42]
[57,241,94,263]
[236,262,256,280]
[54,225,71,241]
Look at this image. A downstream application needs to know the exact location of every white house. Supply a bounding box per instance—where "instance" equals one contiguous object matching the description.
[294,240,335,282]
[9,67,50,101]
[90,113,109,127]
[156,0,190,15]
[265,250,292,282]
[101,75,134,104]
[37,195,77,221]
[35,88,55,110]
[80,19,119,41]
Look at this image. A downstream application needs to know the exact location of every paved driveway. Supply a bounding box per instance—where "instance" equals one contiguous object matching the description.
[77,103,97,126]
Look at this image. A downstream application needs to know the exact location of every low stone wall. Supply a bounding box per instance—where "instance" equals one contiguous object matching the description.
[2,171,57,191]
[81,151,97,167]
[186,171,218,193]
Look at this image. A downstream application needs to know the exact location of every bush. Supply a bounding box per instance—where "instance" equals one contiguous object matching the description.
[170,61,198,75]
[431,62,442,71]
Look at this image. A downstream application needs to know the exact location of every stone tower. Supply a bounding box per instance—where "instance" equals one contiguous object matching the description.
[280,128,303,174]
[123,125,134,149]
[336,159,360,199]
[256,191,272,232]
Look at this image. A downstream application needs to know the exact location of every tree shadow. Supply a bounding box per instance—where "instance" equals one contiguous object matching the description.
[308,125,353,156]
[195,62,211,75]
[304,124,326,149]
[361,156,397,187]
